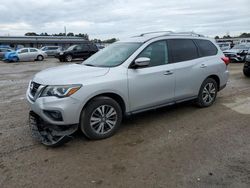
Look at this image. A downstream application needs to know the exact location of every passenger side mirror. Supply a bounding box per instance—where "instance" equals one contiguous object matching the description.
[133,57,150,68]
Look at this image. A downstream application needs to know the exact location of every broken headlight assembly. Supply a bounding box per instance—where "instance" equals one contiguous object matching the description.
[40,84,82,98]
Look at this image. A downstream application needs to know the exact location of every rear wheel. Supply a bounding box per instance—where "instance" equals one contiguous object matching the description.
[37,55,44,61]
[80,96,122,140]
[196,78,218,107]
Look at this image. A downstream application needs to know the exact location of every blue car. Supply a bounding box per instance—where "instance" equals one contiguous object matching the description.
[4,51,19,62]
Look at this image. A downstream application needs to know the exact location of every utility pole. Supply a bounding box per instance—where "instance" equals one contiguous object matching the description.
[64,26,67,36]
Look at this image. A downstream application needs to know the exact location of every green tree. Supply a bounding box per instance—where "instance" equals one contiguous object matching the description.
[25,32,38,36]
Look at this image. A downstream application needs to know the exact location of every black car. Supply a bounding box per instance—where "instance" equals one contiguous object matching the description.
[57,42,98,62]
[243,51,250,77]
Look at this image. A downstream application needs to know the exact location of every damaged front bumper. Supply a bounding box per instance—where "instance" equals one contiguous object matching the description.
[29,111,78,147]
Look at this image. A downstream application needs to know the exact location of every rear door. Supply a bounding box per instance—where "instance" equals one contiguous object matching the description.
[168,39,205,100]
[29,48,39,60]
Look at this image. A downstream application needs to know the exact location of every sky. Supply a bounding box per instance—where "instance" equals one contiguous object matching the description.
[0,0,249,40]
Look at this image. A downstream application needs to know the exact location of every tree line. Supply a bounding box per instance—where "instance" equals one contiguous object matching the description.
[24,32,118,43]
[215,33,250,39]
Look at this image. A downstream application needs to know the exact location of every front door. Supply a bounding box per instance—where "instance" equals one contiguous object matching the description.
[128,40,175,112]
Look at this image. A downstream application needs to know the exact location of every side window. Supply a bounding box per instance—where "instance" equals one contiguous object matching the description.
[81,44,90,51]
[194,39,218,57]
[168,39,198,63]
[30,49,38,52]
[74,46,82,51]
[137,41,168,67]
[19,49,29,53]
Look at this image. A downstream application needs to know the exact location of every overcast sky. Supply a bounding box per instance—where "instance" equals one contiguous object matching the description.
[0,0,249,39]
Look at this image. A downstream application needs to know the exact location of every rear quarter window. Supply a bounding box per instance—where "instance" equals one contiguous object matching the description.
[194,39,218,57]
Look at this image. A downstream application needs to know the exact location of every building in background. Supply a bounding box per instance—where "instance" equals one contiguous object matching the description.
[0,36,87,50]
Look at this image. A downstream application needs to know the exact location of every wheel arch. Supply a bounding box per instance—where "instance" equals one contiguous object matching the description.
[81,92,127,116]
[206,75,220,90]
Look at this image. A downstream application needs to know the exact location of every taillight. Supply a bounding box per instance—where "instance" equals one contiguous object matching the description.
[221,57,230,65]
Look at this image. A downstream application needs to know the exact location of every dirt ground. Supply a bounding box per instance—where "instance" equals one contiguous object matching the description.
[0,59,250,188]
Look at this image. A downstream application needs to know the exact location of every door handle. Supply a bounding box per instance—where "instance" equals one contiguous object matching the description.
[200,64,207,68]
[164,70,173,75]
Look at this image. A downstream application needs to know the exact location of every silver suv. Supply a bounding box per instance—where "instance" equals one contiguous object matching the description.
[26,31,230,146]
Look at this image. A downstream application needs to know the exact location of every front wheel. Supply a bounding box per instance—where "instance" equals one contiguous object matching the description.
[65,55,72,62]
[196,78,218,107]
[80,97,122,140]
[243,63,250,77]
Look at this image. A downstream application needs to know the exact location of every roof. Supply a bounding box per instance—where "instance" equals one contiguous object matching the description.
[122,31,208,43]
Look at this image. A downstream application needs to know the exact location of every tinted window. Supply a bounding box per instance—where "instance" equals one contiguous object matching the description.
[19,49,29,53]
[81,44,89,51]
[88,44,98,51]
[168,39,198,63]
[30,49,38,52]
[194,39,218,57]
[138,41,168,67]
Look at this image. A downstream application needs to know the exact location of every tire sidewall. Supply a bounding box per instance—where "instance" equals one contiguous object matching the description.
[80,97,122,140]
[66,55,72,62]
[37,55,44,61]
[197,78,218,107]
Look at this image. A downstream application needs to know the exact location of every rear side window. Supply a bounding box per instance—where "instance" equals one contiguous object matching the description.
[30,49,38,52]
[81,44,89,51]
[194,39,218,57]
[168,39,198,63]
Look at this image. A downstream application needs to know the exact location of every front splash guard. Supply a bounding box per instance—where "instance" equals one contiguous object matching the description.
[29,111,78,147]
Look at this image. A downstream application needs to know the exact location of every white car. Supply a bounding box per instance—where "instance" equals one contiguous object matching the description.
[18,48,47,61]
[27,31,229,146]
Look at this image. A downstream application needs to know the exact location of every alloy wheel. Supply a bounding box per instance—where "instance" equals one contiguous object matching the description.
[202,83,216,104]
[90,105,117,135]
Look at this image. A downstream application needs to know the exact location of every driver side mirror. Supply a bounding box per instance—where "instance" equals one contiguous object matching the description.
[132,57,150,68]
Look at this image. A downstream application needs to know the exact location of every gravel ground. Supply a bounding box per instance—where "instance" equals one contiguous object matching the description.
[0,59,250,188]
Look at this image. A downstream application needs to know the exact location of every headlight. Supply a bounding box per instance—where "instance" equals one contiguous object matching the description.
[60,52,64,55]
[40,84,82,98]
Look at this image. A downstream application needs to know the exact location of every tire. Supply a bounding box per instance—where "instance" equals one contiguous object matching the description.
[65,55,72,62]
[12,56,18,62]
[80,96,122,140]
[37,55,44,61]
[243,67,250,77]
[196,78,218,107]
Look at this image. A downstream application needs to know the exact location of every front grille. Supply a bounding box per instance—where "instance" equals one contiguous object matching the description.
[30,82,41,97]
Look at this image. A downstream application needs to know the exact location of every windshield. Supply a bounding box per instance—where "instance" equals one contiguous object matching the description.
[83,42,141,67]
[67,45,77,51]
[232,45,249,50]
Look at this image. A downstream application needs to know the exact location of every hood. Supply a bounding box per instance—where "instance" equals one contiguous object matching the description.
[33,64,109,85]
[223,49,243,54]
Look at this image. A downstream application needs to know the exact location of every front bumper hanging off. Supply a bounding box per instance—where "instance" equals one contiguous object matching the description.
[29,111,78,147]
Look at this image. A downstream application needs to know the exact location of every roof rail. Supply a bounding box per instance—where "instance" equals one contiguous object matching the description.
[133,31,204,38]
[136,31,174,37]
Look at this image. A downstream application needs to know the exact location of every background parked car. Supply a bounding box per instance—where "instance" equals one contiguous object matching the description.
[4,48,47,62]
[243,51,250,77]
[0,48,13,60]
[56,42,98,62]
[41,46,62,56]
[217,42,231,51]
[223,44,250,63]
